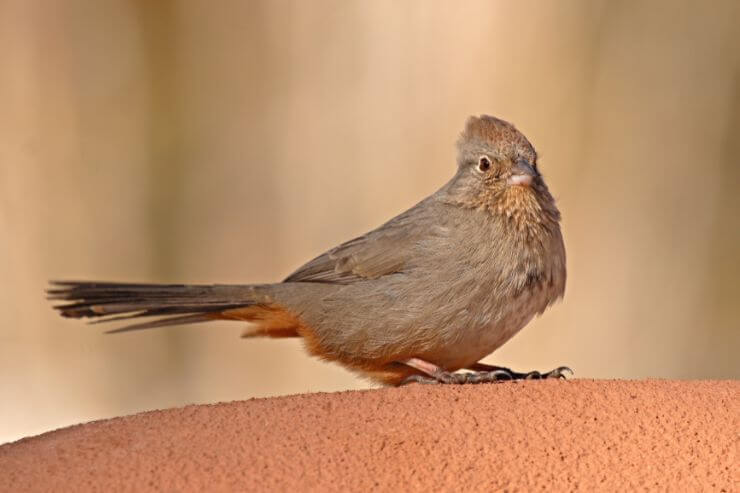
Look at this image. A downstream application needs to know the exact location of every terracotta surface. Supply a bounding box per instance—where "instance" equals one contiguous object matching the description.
[1,380,737,491]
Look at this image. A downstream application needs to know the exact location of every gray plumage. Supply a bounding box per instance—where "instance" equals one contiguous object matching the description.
[49,115,566,385]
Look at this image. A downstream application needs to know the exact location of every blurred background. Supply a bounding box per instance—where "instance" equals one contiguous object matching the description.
[1,0,739,444]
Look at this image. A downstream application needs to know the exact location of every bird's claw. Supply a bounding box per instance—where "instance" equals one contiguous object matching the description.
[400,366,573,386]
[546,366,574,379]
[516,366,574,380]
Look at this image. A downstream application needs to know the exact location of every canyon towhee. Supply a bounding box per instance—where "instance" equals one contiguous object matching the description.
[49,115,568,385]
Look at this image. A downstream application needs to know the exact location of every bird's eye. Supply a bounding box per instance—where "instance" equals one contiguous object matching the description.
[477,156,491,173]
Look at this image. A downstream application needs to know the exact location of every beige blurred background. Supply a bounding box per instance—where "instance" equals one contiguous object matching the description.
[1,0,739,444]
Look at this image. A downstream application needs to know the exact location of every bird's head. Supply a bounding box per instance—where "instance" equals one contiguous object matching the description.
[449,115,560,227]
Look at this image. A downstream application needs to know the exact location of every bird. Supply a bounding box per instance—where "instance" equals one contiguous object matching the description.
[48,115,568,386]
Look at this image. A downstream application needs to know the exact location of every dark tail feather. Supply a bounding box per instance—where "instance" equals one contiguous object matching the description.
[104,313,217,334]
[48,280,256,332]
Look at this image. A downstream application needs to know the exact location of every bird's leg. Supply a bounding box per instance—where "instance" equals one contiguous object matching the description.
[400,357,460,384]
[466,362,573,380]
[399,358,514,385]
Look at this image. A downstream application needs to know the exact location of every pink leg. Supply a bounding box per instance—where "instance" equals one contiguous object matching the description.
[400,358,516,385]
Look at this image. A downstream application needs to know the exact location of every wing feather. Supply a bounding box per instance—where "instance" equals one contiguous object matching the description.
[284,198,437,284]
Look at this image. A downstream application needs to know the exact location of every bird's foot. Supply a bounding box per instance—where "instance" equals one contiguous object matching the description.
[399,357,529,385]
[400,369,514,385]
[467,362,573,380]
[398,358,573,386]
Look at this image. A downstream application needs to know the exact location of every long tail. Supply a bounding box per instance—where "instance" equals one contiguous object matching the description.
[47,281,259,333]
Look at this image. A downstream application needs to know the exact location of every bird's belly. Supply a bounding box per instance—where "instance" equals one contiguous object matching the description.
[432,311,534,371]
[426,285,554,371]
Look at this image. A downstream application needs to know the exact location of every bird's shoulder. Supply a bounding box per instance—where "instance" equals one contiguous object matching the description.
[284,196,451,284]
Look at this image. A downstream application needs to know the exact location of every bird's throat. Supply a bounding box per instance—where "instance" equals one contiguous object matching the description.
[493,187,559,232]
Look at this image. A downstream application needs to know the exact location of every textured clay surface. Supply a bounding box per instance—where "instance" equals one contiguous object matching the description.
[1,380,737,492]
